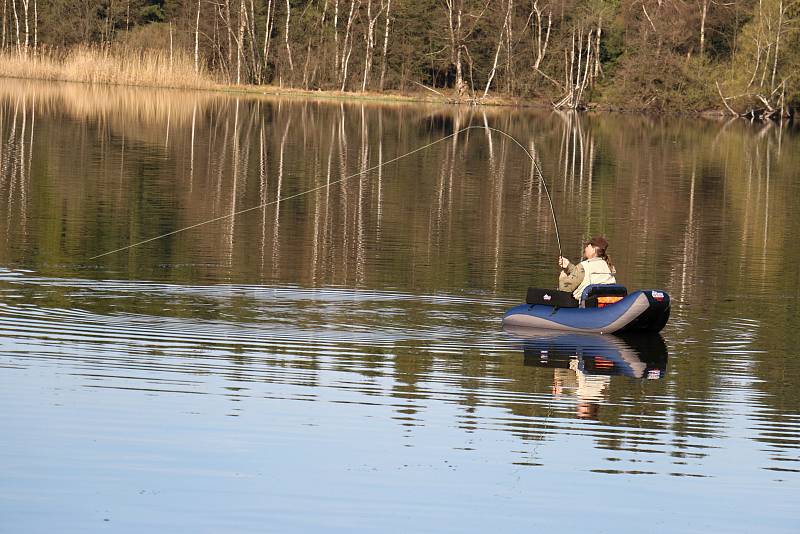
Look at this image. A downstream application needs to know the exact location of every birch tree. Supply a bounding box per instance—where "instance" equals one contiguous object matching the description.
[378,0,392,89]
[554,26,598,109]
[195,0,201,73]
[237,0,246,83]
[339,0,359,90]
[263,0,276,79]
[443,0,467,98]
[284,0,294,76]
[19,0,28,54]
[361,0,384,91]
[483,0,512,97]
[698,0,711,57]
[11,0,20,56]
[2,0,7,51]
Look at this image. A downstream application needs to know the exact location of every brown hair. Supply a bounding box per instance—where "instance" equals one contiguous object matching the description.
[586,236,613,272]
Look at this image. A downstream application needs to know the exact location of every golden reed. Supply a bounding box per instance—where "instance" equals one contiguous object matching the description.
[0,46,215,90]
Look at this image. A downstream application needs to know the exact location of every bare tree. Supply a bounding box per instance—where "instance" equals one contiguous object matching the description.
[378,0,392,89]
[263,0,276,79]
[361,0,385,91]
[443,0,467,98]
[195,0,201,73]
[698,0,711,57]
[730,0,796,117]
[237,0,246,83]
[554,26,597,109]
[31,0,35,55]
[284,0,294,75]
[333,0,340,76]
[483,0,513,98]
[530,0,552,73]
[225,0,234,75]
[11,0,20,56]
[247,0,262,82]
[2,0,7,51]
[339,0,359,90]
[19,0,27,54]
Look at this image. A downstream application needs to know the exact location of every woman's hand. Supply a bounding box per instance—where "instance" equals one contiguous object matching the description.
[558,256,570,269]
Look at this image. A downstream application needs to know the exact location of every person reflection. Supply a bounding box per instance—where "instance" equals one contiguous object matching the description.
[516,329,669,421]
[551,358,610,420]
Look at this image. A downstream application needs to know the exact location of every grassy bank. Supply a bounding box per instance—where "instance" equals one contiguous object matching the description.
[0,47,214,90]
[0,47,540,108]
[0,48,767,116]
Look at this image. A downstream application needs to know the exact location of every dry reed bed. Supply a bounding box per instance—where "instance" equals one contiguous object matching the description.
[0,47,214,90]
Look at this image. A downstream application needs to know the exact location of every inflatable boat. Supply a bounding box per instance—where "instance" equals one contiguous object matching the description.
[503,284,670,334]
[504,326,668,379]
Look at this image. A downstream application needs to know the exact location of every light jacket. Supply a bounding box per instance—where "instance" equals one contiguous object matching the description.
[560,257,616,300]
[575,257,616,300]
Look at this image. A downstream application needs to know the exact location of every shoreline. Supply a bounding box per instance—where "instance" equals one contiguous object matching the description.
[0,72,779,121]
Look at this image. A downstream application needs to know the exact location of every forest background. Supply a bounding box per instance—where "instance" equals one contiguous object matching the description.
[0,0,797,114]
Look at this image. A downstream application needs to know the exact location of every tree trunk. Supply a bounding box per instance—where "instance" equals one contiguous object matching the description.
[483,0,512,98]
[576,29,593,103]
[2,0,7,51]
[593,16,602,81]
[334,0,340,76]
[284,0,294,74]
[339,0,358,90]
[104,0,113,48]
[531,1,551,71]
[699,0,708,58]
[225,0,233,75]
[247,0,261,83]
[195,0,201,73]
[11,0,20,57]
[314,0,329,84]
[20,0,27,54]
[361,0,383,91]
[264,0,275,78]
[770,0,783,90]
[378,0,392,90]
[444,0,466,96]
[302,39,312,88]
[361,0,374,91]
[505,0,513,93]
[237,0,246,84]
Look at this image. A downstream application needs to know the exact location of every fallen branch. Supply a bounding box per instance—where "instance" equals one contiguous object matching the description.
[756,94,774,112]
[642,5,657,32]
[411,80,446,97]
[534,67,561,88]
[715,81,738,116]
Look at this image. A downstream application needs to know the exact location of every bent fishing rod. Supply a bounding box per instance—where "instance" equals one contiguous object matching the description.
[90,125,562,261]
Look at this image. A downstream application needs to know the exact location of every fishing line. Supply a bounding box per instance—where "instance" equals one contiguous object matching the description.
[90,125,562,261]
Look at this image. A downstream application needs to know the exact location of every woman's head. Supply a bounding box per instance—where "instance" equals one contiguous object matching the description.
[584,236,609,259]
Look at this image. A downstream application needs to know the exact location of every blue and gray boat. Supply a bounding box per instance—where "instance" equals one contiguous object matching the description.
[503,284,670,334]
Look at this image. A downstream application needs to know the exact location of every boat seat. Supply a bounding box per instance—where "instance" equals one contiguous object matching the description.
[579,284,628,308]
[526,287,579,308]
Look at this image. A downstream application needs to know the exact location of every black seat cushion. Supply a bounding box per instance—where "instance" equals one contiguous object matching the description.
[526,288,579,308]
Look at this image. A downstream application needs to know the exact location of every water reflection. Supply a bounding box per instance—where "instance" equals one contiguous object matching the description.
[0,78,796,301]
[0,91,33,250]
[0,79,799,530]
[506,326,667,419]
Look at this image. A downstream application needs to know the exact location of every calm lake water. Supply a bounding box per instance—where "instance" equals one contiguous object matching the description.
[0,78,798,533]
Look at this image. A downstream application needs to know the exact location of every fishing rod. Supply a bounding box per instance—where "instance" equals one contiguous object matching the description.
[90,125,562,261]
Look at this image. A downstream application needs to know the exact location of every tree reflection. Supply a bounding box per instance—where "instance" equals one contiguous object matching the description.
[0,77,799,464]
[0,92,34,252]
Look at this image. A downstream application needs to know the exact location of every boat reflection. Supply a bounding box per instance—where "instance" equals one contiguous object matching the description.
[504,325,668,419]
